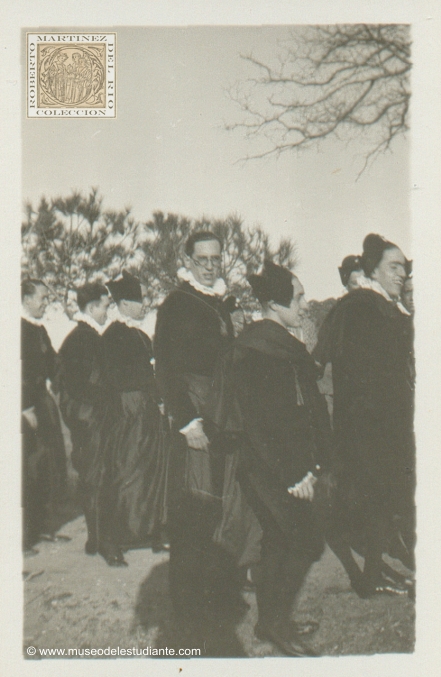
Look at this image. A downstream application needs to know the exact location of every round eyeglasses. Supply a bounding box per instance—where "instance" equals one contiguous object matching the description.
[190,255,222,269]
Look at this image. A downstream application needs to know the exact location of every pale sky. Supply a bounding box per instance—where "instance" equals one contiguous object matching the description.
[22,25,410,301]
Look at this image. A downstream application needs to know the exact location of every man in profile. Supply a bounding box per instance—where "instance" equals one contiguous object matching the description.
[228,261,332,656]
[326,235,415,598]
[154,231,237,635]
[103,271,168,554]
[58,283,125,566]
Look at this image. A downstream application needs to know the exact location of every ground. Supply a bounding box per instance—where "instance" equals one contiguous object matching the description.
[23,508,415,660]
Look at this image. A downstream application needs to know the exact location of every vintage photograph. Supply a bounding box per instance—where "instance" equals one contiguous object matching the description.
[18,22,420,661]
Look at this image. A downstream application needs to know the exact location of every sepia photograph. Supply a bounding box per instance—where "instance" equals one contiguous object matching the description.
[1,2,441,675]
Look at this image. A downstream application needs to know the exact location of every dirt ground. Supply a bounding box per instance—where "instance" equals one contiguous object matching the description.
[23,503,415,660]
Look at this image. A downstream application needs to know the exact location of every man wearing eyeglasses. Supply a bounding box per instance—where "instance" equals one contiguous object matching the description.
[154,231,237,642]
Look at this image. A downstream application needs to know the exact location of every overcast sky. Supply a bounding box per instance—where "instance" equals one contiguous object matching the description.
[22,25,410,301]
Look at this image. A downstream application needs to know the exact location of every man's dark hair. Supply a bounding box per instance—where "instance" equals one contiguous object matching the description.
[338,255,362,287]
[184,231,223,257]
[21,278,47,301]
[360,233,398,278]
[248,260,295,308]
[77,282,109,312]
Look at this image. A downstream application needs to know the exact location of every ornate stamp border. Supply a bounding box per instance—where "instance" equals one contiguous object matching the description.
[27,33,116,118]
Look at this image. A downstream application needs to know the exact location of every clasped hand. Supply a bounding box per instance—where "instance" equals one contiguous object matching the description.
[184,421,210,452]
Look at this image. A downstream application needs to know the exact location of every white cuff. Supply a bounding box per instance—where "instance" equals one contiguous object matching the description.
[179,418,203,435]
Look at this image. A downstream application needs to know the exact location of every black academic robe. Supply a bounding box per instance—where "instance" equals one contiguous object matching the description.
[101,321,168,545]
[329,289,415,535]
[154,281,233,429]
[58,321,109,488]
[21,318,66,546]
[22,318,57,410]
[154,281,235,617]
[221,320,332,557]
[154,281,233,499]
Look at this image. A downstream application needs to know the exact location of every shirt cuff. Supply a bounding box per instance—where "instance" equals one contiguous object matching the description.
[180,418,203,435]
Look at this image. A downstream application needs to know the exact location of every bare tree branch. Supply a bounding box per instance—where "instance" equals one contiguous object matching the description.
[227,24,411,174]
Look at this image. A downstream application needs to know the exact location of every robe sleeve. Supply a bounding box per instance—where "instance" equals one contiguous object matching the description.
[154,296,200,429]
[59,330,106,405]
[234,350,318,485]
[334,299,408,425]
[21,327,39,410]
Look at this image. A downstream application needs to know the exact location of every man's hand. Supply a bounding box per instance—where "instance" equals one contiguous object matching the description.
[183,420,210,452]
[288,471,317,501]
[22,406,38,430]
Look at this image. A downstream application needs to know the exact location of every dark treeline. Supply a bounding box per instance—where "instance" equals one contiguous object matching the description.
[22,188,306,314]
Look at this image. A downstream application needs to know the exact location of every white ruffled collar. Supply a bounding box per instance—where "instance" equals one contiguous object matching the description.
[177,267,226,297]
[74,311,107,335]
[357,275,411,316]
[21,309,44,326]
[113,309,146,329]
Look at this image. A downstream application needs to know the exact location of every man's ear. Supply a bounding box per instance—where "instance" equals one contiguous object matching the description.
[267,300,278,312]
[84,301,95,316]
[370,267,379,282]
[183,253,192,268]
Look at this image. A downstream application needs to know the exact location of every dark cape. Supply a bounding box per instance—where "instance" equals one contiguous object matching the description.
[58,321,109,489]
[328,289,415,548]
[21,318,67,545]
[154,281,234,501]
[154,281,233,428]
[101,321,168,546]
[154,281,246,618]
[209,319,332,558]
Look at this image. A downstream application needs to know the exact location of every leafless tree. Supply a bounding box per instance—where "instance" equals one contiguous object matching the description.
[228,24,411,174]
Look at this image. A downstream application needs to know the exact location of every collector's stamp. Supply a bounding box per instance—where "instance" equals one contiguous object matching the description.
[27,33,116,117]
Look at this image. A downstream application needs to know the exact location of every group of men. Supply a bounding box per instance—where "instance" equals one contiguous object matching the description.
[22,272,168,567]
[21,230,415,657]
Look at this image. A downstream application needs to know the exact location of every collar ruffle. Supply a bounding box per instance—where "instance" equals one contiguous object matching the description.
[21,310,44,326]
[74,311,107,335]
[177,267,226,297]
[113,309,146,329]
[356,275,411,316]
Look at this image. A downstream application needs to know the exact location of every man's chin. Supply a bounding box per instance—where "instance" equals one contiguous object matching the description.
[201,278,216,287]
[391,283,403,296]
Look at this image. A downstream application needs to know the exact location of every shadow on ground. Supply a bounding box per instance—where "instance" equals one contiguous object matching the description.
[134,561,248,657]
